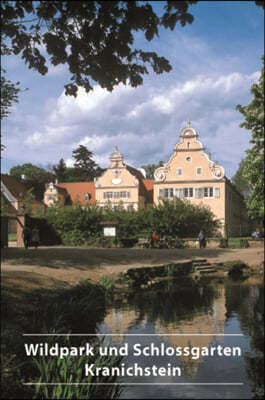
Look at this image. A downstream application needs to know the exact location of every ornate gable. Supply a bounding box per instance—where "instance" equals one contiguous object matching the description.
[154,122,225,183]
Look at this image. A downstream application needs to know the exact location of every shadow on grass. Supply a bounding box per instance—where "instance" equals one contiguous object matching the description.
[1,247,237,271]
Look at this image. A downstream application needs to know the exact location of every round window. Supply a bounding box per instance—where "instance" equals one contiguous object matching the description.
[186,156,191,162]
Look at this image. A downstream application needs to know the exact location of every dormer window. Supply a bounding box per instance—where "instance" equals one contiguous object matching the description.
[84,193,91,202]
[196,167,202,175]
[187,142,190,149]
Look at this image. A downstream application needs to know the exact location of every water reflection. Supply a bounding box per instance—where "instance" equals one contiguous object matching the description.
[99,276,264,399]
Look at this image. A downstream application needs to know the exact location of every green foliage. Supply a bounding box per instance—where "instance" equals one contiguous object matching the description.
[51,158,67,182]
[141,161,164,179]
[231,158,251,198]
[236,58,264,220]
[228,238,249,248]
[150,198,220,238]
[72,145,103,182]
[0,68,22,127]
[223,261,249,277]
[218,238,228,248]
[45,198,219,246]
[2,279,122,399]
[46,203,102,245]
[9,163,54,200]
[21,187,34,215]
[33,336,122,400]
[1,1,197,97]
[99,276,116,291]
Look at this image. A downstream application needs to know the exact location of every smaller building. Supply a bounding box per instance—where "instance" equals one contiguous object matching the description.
[1,174,46,215]
[95,146,153,211]
[43,181,95,207]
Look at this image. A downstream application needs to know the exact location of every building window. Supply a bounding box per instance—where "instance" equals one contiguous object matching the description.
[214,187,220,198]
[104,192,113,199]
[177,168,183,176]
[187,142,190,149]
[204,187,214,197]
[103,191,130,199]
[186,156,192,162]
[175,188,184,198]
[47,195,53,201]
[184,188,193,198]
[127,204,134,211]
[196,167,202,175]
[194,188,203,198]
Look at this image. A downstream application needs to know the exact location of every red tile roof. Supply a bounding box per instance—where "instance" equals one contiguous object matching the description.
[126,165,145,181]
[1,174,28,201]
[56,182,95,205]
[141,179,154,203]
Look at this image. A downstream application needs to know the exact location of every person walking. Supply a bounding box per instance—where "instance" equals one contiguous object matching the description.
[31,226,40,249]
[198,229,206,249]
[22,226,31,249]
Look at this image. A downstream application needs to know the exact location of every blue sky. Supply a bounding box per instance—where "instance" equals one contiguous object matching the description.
[1,1,264,179]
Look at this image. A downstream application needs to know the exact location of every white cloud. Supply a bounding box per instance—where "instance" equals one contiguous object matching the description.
[11,68,259,178]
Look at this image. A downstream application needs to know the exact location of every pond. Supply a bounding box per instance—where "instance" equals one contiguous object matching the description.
[98,276,264,399]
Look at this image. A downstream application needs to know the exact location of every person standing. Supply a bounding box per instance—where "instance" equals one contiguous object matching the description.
[22,226,31,249]
[198,230,206,249]
[31,226,40,249]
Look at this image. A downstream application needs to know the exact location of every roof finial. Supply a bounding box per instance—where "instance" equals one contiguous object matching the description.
[187,118,191,127]
[114,144,119,152]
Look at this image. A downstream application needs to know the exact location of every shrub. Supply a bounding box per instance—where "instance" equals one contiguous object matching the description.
[223,261,249,277]
[99,276,116,291]
[240,239,249,248]
[44,198,220,246]
[219,238,228,248]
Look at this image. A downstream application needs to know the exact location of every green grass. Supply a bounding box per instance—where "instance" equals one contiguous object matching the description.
[228,237,249,248]
[8,233,17,241]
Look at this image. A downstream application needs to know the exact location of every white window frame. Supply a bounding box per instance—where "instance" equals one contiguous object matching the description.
[214,187,220,198]
[204,187,214,198]
[195,188,203,198]
[184,187,194,198]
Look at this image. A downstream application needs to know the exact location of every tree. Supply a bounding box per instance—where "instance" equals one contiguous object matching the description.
[236,58,264,220]
[72,145,103,181]
[9,163,55,200]
[1,1,198,98]
[0,69,23,149]
[0,70,21,120]
[141,161,164,179]
[231,158,250,198]
[52,158,67,182]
